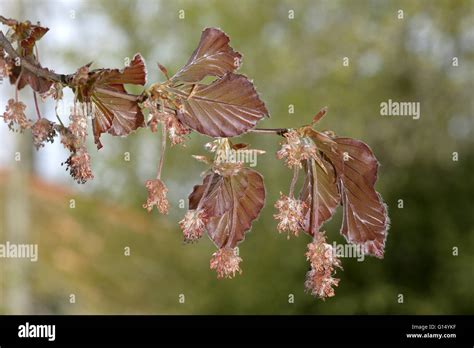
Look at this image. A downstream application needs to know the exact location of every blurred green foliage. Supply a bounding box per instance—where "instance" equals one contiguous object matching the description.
[0,0,473,314]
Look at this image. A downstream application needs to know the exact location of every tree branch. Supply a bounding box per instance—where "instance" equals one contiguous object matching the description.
[248,127,288,136]
[0,15,16,26]
[0,30,72,84]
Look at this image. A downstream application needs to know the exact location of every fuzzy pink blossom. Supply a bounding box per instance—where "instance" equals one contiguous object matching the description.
[40,82,63,101]
[31,118,56,149]
[69,107,88,142]
[145,99,190,145]
[210,247,242,279]
[179,209,208,242]
[2,99,31,132]
[274,193,306,238]
[63,147,94,184]
[277,130,317,168]
[142,179,169,214]
[164,115,190,145]
[58,126,82,153]
[304,232,342,299]
[0,56,12,79]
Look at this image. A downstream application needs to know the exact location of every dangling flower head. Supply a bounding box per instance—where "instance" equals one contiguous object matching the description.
[144,99,190,145]
[31,118,56,149]
[63,147,94,184]
[0,49,12,79]
[304,232,342,299]
[277,129,317,168]
[164,114,190,145]
[2,99,31,132]
[143,178,169,214]
[58,125,82,153]
[179,209,208,242]
[69,106,88,142]
[210,247,242,279]
[40,82,64,101]
[274,192,306,238]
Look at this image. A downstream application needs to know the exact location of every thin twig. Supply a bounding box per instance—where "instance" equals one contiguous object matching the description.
[0,15,17,26]
[32,90,42,119]
[14,70,22,102]
[156,123,167,180]
[248,127,288,136]
[309,159,319,236]
[289,165,299,197]
[0,31,71,84]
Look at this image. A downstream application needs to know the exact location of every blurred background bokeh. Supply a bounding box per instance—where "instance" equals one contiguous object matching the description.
[0,0,473,314]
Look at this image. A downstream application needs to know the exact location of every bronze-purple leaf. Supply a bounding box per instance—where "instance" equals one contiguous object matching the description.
[9,64,53,94]
[6,20,52,93]
[188,168,265,248]
[95,53,147,86]
[311,131,390,258]
[171,73,268,137]
[299,155,341,235]
[172,28,242,83]
[90,53,147,148]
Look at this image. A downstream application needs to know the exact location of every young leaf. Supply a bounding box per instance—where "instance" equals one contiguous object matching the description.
[310,131,390,258]
[149,28,267,138]
[171,28,242,83]
[96,53,147,86]
[9,64,54,93]
[188,168,265,248]
[4,18,53,93]
[171,73,269,137]
[299,155,341,235]
[77,53,147,148]
[18,25,49,55]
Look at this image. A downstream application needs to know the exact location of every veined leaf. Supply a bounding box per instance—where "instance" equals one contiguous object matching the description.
[6,20,52,93]
[95,54,147,86]
[90,54,146,148]
[172,28,241,83]
[92,89,144,137]
[172,73,268,137]
[9,64,53,94]
[188,168,265,248]
[299,155,341,235]
[310,130,389,258]
[19,25,49,56]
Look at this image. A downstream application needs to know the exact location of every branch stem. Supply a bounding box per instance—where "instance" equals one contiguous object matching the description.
[32,90,41,119]
[289,165,299,197]
[0,31,71,84]
[156,123,167,180]
[248,127,288,136]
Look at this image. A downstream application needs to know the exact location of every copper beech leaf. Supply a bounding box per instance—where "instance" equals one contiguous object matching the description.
[5,19,53,93]
[299,155,341,234]
[10,63,53,94]
[172,28,242,83]
[308,129,390,258]
[90,53,147,148]
[155,27,268,138]
[19,25,49,55]
[188,168,265,248]
[170,73,269,137]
